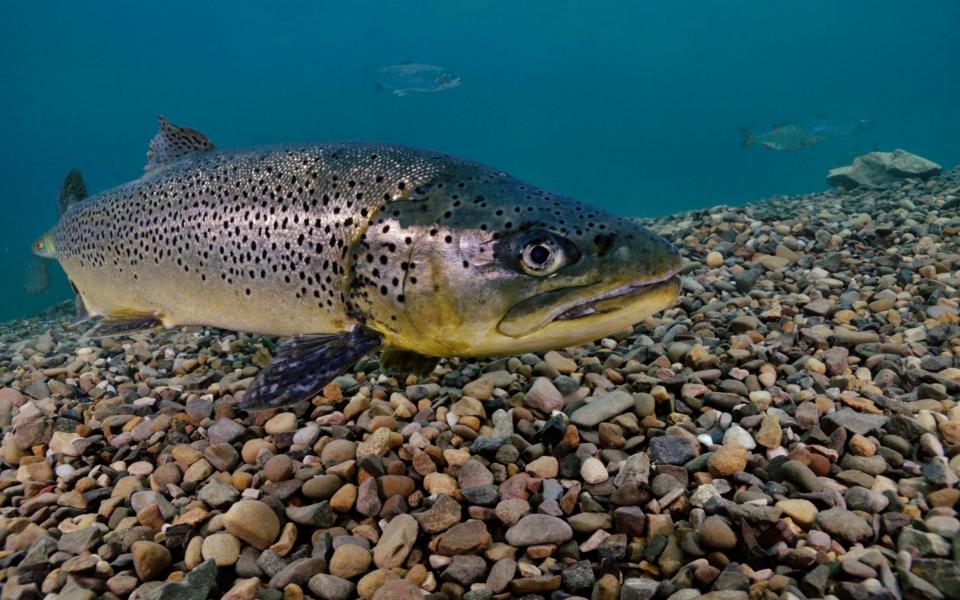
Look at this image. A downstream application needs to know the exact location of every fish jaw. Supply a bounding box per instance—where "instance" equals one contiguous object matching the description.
[497,268,681,342]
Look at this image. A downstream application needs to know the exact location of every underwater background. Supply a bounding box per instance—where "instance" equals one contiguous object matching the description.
[1,0,958,322]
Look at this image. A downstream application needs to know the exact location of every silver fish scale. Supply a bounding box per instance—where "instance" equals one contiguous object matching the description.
[53,143,453,335]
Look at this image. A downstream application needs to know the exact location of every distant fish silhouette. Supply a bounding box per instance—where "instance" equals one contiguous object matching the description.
[740,124,821,151]
[803,117,875,138]
[741,117,875,151]
[23,256,51,296]
[367,62,462,96]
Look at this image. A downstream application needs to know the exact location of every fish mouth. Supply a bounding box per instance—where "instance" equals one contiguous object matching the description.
[497,266,681,339]
[553,273,680,321]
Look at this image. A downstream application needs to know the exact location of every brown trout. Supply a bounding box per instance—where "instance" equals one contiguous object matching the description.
[34,117,682,409]
[740,124,821,151]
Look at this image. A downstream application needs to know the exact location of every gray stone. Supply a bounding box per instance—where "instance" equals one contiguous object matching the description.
[614,452,651,487]
[911,559,960,600]
[269,557,328,590]
[206,418,246,445]
[505,514,573,546]
[570,390,635,427]
[442,554,487,586]
[197,479,239,508]
[141,559,217,600]
[621,578,660,600]
[782,460,824,492]
[131,491,177,520]
[898,528,951,558]
[486,557,516,594]
[822,408,889,435]
[308,574,355,600]
[816,507,874,544]
[286,502,335,528]
[57,527,103,554]
[649,436,697,466]
[561,559,594,592]
[844,486,889,513]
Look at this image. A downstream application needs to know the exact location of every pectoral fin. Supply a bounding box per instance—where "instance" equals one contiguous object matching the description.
[68,294,94,328]
[88,312,162,337]
[241,327,382,411]
[379,348,440,378]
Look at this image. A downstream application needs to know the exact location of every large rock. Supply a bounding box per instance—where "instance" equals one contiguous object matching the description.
[828,149,941,189]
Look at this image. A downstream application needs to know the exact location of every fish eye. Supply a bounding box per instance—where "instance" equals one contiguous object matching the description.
[520,234,565,276]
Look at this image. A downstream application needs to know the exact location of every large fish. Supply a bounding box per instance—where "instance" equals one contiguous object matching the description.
[35,117,681,409]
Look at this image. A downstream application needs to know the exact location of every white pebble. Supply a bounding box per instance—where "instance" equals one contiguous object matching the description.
[723,424,757,450]
[580,457,608,484]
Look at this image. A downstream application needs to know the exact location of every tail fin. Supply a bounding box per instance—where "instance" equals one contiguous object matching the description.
[740,128,755,148]
[362,66,385,93]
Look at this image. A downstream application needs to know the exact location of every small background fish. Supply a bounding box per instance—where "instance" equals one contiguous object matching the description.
[741,117,875,151]
[367,62,462,96]
[23,257,51,296]
[740,124,822,151]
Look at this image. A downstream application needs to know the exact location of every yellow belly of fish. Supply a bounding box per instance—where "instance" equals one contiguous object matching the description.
[63,260,351,337]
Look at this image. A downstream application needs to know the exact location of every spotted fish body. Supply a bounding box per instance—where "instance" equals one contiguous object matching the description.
[41,117,682,408]
[56,142,455,337]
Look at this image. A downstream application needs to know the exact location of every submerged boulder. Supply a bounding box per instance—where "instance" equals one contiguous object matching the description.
[827,149,941,189]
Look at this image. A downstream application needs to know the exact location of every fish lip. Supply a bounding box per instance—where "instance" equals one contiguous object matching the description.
[497,263,682,338]
[552,267,682,322]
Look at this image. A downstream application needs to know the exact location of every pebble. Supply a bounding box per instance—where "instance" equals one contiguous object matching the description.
[308,575,355,600]
[649,435,697,465]
[524,377,564,413]
[224,499,281,550]
[569,390,635,427]
[776,499,818,528]
[580,457,608,484]
[329,544,372,579]
[708,443,747,476]
[505,514,574,546]
[373,513,418,569]
[132,541,172,581]
[699,515,737,549]
[202,532,242,566]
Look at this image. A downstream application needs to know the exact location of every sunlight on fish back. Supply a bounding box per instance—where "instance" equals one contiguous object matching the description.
[34,116,682,409]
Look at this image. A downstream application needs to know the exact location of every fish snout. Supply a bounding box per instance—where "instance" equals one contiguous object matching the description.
[595,221,681,283]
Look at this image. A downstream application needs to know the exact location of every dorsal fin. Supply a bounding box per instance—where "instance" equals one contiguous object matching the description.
[144,116,213,175]
[56,169,87,216]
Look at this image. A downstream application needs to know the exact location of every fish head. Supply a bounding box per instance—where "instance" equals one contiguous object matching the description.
[32,230,56,258]
[349,162,681,357]
[435,73,462,90]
